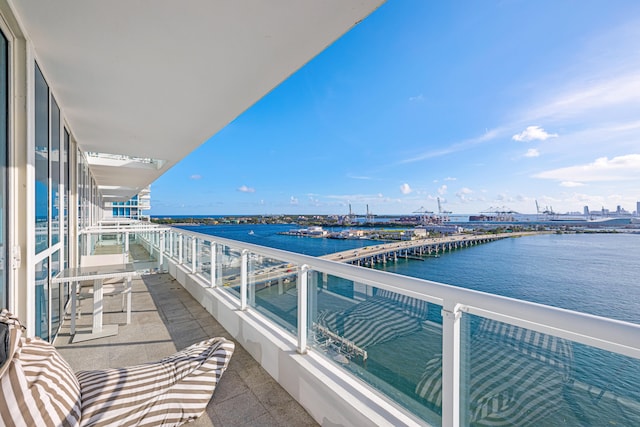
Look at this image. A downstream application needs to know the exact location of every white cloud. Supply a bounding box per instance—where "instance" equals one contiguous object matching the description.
[534,154,640,182]
[512,126,558,142]
[444,177,457,181]
[399,127,504,163]
[237,185,255,193]
[190,174,202,180]
[456,187,473,202]
[525,148,540,158]
[409,94,424,102]
[347,174,373,180]
[526,72,640,123]
[560,181,585,187]
[437,185,447,195]
[290,196,299,205]
[400,183,412,194]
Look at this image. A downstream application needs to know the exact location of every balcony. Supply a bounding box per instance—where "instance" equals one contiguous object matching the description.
[54,272,317,426]
[58,224,640,426]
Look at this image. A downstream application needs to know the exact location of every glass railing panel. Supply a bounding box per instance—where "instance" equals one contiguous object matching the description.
[219,244,242,297]
[248,254,300,334]
[172,232,179,258]
[310,277,443,425]
[185,236,192,266]
[563,340,640,425]
[195,239,208,275]
[459,314,640,426]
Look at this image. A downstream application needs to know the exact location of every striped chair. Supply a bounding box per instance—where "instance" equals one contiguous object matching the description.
[415,318,574,426]
[0,310,234,427]
[316,288,429,351]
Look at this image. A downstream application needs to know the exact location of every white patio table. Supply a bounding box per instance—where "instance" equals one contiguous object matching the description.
[52,262,137,343]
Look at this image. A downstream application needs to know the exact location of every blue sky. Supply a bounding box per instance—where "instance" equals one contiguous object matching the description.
[151,1,640,216]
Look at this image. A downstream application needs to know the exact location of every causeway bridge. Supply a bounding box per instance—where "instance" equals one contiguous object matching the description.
[319,232,542,267]
[221,232,544,287]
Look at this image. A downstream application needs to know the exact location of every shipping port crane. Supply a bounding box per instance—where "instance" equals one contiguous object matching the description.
[365,204,375,224]
[535,200,555,219]
[437,197,452,215]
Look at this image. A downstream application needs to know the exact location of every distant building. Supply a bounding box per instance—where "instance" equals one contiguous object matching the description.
[637,201,640,216]
[584,206,590,216]
[104,186,151,220]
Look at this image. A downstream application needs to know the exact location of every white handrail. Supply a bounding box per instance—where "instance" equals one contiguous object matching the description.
[137,225,640,426]
[169,226,640,359]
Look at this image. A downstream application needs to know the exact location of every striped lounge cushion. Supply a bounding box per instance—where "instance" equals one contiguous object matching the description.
[376,289,429,319]
[415,344,565,426]
[0,310,82,427]
[317,295,424,350]
[415,321,573,426]
[76,337,235,427]
[474,318,573,379]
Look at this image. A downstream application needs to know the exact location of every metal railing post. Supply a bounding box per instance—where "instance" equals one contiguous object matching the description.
[169,232,173,257]
[240,249,248,310]
[442,301,462,427]
[191,237,197,273]
[124,231,129,257]
[210,242,217,287]
[297,265,309,354]
[178,234,183,264]
[158,231,164,271]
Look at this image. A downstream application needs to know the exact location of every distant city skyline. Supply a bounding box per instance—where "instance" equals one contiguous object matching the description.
[151,1,640,216]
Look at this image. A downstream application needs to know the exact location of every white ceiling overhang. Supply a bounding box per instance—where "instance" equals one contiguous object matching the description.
[10,0,384,201]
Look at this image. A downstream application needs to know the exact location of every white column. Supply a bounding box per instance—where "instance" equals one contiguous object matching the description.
[210,242,217,287]
[297,265,309,354]
[124,231,129,256]
[158,232,164,271]
[178,234,183,264]
[441,301,462,427]
[240,249,248,310]
[191,237,197,273]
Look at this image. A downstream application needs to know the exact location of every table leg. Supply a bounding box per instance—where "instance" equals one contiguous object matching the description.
[126,275,132,324]
[71,281,77,335]
[93,278,103,333]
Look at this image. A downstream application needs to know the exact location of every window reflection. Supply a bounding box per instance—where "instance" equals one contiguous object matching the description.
[51,98,60,246]
[35,64,49,254]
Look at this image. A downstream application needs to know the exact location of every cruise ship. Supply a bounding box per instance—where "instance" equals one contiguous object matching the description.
[0,2,639,426]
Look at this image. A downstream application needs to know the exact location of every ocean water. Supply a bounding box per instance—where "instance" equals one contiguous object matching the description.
[182,224,640,323]
[379,232,640,324]
[179,223,379,256]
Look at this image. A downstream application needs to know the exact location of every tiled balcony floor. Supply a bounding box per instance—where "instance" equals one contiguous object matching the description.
[54,272,318,427]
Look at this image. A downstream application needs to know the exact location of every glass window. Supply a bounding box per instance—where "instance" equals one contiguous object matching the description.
[63,129,69,270]
[51,98,60,246]
[0,29,7,309]
[62,130,69,310]
[34,64,49,254]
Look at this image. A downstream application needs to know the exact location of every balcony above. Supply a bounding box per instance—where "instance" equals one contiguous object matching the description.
[10,0,384,201]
